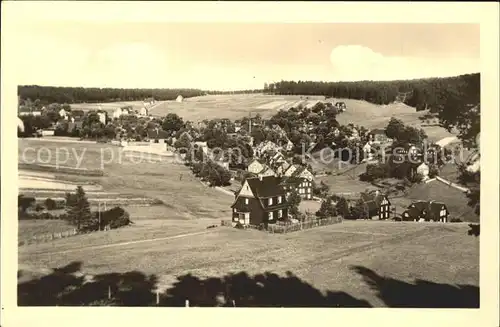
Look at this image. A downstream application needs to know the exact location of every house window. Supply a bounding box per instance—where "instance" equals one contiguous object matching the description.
[278,210,282,218]
[307,188,311,193]
[268,198,273,206]
[234,208,237,212]
[268,212,273,220]
[245,198,249,205]
[278,196,282,204]
[440,209,447,217]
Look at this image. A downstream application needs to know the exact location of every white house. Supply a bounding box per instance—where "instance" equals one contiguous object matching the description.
[176,95,184,103]
[58,108,68,119]
[112,108,123,119]
[363,142,374,161]
[97,112,107,125]
[139,107,148,116]
[416,162,430,181]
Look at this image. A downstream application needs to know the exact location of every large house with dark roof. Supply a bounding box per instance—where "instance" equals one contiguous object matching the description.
[359,191,391,220]
[147,128,170,143]
[402,200,449,222]
[231,176,289,227]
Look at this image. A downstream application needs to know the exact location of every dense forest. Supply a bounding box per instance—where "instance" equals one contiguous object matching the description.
[266,73,480,111]
[17,85,207,104]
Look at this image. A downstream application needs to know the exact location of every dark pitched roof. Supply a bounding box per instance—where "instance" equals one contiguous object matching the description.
[71,110,85,117]
[370,128,386,135]
[147,128,170,139]
[244,176,286,198]
[405,200,448,220]
[279,176,304,187]
[291,165,308,177]
[360,191,390,207]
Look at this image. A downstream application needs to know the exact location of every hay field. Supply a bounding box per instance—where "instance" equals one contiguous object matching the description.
[19,220,479,307]
[148,94,325,121]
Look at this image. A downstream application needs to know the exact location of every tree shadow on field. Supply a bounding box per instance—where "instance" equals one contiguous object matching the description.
[351,266,479,308]
[18,261,479,308]
[159,271,371,307]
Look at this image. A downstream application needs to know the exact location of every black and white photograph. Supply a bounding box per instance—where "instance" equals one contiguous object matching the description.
[2,2,499,325]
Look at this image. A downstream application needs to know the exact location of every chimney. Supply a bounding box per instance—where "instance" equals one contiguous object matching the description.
[258,175,263,181]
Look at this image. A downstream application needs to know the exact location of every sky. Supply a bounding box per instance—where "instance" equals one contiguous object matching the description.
[11,21,480,91]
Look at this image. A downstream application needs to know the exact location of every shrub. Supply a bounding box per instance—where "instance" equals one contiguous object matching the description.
[44,198,57,211]
[18,195,36,213]
[450,218,463,223]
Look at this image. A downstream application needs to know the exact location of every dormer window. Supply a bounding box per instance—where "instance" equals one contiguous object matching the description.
[268,198,273,206]
[278,196,282,204]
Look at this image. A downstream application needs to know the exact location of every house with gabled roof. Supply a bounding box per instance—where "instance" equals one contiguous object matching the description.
[402,200,449,222]
[275,161,292,177]
[247,158,267,175]
[283,164,300,178]
[231,175,289,227]
[280,176,313,200]
[291,165,314,181]
[257,166,276,178]
[359,190,391,220]
[147,128,170,144]
[369,128,392,144]
[254,140,282,157]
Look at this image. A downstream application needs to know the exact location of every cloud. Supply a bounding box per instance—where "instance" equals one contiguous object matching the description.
[329,45,479,81]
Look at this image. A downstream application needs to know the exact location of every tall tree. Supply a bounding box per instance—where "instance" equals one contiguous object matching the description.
[66,186,94,231]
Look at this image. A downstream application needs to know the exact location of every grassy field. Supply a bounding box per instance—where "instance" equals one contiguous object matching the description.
[19,219,73,241]
[18,220,479,307]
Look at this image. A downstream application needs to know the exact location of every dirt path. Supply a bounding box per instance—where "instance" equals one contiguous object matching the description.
[25,229,216,256]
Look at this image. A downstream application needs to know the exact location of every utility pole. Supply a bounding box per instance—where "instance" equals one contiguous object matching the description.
[248,111,252,134]
[98,202,101,231]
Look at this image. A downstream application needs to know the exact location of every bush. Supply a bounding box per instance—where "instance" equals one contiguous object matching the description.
[18,195,36,213]
[450,218,463,223]
[44,198,57,210]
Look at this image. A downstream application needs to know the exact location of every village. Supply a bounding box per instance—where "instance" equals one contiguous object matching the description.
[18,92,480,233]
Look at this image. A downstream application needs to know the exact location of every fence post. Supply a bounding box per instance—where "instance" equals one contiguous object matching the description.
[108,286,112,300]
[156,291,160,305]
[185,299,190,307]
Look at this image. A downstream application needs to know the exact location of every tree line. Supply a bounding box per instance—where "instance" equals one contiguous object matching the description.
[266,73,480,109]
[18,85,206,104]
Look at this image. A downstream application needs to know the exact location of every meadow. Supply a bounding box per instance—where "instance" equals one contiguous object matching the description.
[18,220,479,307]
